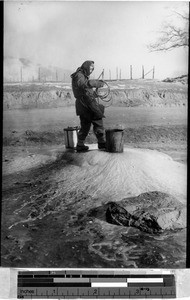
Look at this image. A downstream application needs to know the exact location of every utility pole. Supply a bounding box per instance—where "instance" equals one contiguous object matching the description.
[109,69,111,80]
[56,69,58,82]
[130,65,132,80]
[64,73,66,82]
[38,67,41,82]
[116,67,118,80]
[152,66,155,79]
[119,69,121,80]
[101,69,104,80]
[142,65,144,79]
[20,67,22,82]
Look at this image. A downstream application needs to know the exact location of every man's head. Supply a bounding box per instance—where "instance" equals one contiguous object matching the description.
[81,60,94,76]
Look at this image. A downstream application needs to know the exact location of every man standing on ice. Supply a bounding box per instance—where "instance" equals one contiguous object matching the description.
[71,60,106,152]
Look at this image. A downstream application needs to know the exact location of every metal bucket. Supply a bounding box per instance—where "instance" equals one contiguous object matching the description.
[64,126,79,149]
[106,128,124,153]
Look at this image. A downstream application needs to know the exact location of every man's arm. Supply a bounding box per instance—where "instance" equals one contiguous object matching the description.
[75,72,104,89]
[88,79,104,88]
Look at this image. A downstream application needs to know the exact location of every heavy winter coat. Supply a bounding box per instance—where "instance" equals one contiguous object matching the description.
[71,61,105,121]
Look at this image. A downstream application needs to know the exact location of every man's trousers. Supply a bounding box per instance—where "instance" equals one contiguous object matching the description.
[78,116,105,144]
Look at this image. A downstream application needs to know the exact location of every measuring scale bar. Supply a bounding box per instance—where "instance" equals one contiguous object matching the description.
[17,287,176,299]
[18,271,176,299]
[50,277,164,287]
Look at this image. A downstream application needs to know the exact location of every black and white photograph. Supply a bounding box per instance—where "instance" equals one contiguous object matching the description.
[2,0,188,269]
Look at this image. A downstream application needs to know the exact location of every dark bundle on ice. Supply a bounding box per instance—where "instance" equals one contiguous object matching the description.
[106,201,163,234]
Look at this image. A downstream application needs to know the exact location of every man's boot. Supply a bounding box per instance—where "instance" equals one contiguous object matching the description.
[98,142,106,150]
[76,140,89,152]
[95,131,106,150]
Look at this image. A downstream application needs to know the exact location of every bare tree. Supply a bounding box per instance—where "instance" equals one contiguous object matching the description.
[148,10,189,52]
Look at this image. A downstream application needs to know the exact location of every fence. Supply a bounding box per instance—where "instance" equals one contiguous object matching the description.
[96,66,155,81]
[4,65,155,83]
[4,66,70,83]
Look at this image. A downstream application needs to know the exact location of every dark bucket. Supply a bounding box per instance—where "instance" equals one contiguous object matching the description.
[105,128,124,153]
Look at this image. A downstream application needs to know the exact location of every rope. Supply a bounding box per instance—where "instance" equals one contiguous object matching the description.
[79,79,113,109]
[94,80,113,107]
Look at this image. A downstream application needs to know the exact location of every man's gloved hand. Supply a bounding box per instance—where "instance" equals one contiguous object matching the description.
[98,80,104,88]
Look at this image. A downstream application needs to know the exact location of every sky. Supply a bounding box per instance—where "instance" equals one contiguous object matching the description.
[4,1,189,80]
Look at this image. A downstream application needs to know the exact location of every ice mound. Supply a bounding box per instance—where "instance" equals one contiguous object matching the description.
[56,146,186,203]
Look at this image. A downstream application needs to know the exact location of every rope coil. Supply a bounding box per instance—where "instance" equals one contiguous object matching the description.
[95,80,113,107]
